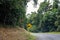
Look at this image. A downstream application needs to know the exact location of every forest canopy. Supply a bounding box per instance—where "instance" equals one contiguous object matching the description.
[26,0,60,32]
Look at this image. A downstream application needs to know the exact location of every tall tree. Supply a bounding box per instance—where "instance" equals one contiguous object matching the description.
[53,0,60,31]
[0,0,27,27]
[37,0,50,30]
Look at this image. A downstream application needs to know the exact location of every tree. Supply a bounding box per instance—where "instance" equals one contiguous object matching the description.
[53,0,60,31]
[0,0,27,27]
[43,10,58,32]
[36,0,50,31]
[26,0,60,32]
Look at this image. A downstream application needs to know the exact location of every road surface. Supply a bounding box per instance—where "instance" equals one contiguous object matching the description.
[31,33,60,40]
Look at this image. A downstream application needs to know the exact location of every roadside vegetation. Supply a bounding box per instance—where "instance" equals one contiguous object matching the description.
[27,34,36,40]
[26,0,60,33]
[47,32,60,34]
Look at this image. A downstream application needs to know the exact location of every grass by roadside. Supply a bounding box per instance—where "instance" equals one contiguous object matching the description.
[47,32,60,34]
[39,32,60,34]
[27,34,36,40]
[26,32,36,40]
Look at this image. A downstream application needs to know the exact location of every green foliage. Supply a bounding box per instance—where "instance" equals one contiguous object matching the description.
[53,0,59,9]
[43,11,57,32]
[27,12,37,24]
[0,0,27,27]
[27,0,60,32]
[38,0,49,12]
[29,25,38,32]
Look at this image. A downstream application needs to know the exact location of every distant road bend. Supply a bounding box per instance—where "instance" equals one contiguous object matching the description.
[31,33,60,40]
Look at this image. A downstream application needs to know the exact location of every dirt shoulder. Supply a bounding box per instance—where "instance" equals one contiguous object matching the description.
[0,27,35,40]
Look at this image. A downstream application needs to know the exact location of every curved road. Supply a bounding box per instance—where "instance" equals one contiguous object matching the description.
[31,33,60,40]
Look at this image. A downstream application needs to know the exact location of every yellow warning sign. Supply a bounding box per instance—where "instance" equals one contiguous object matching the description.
[27,23,32,28]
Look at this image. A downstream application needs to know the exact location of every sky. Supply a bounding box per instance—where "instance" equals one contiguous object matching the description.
[26,0,53,15]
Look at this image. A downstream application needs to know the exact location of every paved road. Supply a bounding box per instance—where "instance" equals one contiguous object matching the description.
[31,33,60,40]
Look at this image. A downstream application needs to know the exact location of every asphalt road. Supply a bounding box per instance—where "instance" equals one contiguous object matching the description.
[31,33,60,40]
